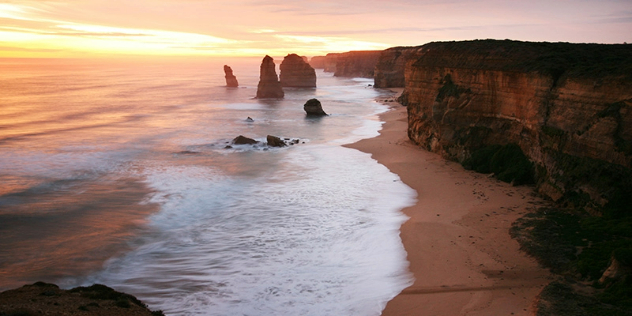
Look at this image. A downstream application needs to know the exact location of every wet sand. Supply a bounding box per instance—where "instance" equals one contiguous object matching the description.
[345,97,551,316]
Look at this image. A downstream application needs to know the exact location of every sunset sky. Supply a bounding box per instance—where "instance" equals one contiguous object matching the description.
[1,0,631,58]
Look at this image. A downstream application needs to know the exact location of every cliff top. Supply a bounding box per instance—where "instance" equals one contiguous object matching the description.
[411,39,632,80]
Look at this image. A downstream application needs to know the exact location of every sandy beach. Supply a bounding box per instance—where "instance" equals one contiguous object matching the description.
[345,97,552,316]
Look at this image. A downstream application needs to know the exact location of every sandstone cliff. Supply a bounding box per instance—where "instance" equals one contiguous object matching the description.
[333,51,382,78]
[280,53,317,88]
[309,53,339,72]
[309,56,327,69]
[398,40,632,209]
[256,55,284,99]
[224,65,239,87]
[374,46,421,88]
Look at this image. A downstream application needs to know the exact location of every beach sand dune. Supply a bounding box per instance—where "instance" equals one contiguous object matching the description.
[346,98,551,316]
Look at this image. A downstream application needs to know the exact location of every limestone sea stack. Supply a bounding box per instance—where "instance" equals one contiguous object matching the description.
[224,65,238,87]
[303,98,327,116]
[280,54,317,88]
[256,55,284,98]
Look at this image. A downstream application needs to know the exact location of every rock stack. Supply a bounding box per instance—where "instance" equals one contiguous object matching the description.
[256,55,284,98]
[280,54,316,87]
[224,65,239,87]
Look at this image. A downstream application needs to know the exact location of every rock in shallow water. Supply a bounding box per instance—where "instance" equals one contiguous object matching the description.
[266,135,287,147]
[256,55,284,99]
[224,65,239,87]
[280,53,316,88]
[303,98,328,116]
[233,135,258,145]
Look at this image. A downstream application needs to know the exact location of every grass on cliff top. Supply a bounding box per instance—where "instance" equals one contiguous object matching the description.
[413,39,632,81]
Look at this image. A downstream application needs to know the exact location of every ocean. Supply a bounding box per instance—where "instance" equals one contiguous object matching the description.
[0,57,415,315]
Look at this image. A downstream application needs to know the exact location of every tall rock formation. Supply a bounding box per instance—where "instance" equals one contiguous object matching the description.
[397,40,632,209]
[280,54,317,88]
[334,51,382,78]
[223,65,239,87]
[256,55,284,99]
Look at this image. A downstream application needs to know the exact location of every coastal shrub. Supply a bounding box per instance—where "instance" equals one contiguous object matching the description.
[463,143,534,185]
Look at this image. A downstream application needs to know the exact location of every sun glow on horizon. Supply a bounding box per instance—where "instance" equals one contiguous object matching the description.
[0,2,389,58]
[1,0,630,59]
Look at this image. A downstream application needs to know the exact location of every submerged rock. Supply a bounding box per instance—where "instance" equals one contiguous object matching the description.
[280,53,316,87]
[224,65,239,87]
[303,98,328,116]
[266,135,287,147]
[256,55,284,99]
[233,135,258,145]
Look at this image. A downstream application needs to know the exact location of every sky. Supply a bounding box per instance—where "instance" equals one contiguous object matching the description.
[1,0,631,58]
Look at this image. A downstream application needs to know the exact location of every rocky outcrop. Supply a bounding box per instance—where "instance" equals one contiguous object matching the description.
[256,55,284,99]
[224,65,238,87]
[334,51,382,78]
[0,282,163,316]
[398,40,632,209]
[233,135,258,145]
[303,98,327,116]
[266,135,287,147]
[374,46,422,88]
[280,54,317,88]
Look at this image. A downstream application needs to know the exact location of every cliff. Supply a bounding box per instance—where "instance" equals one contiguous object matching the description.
[280,53,317,87]
[398,40,632,210]
[374,46,422,88]
[333,50,382,78]
[310,53,339,72]
[256,55,284,98]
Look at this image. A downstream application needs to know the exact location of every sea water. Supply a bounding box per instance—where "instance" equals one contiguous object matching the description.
[0,57,415,315]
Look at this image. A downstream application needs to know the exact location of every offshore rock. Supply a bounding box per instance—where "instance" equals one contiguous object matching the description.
[256,55,284,99]
[233,135,258,145]
[397,39,632,209]
[266,135,287,147]
[303,98,327,116]
[334,51,382,78]
[280,54,317,87]
[224,65,239,87]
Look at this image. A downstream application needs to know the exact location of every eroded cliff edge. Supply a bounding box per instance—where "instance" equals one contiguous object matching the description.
[380,39,632,314]
[395,40,632,209]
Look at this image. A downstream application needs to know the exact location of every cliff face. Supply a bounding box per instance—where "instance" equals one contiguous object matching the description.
[399,40,632,207]
[333,51,382,78]
[256,55,284,98]
[309,53,339,72]
[280,54,316,87]
[374,46,422,88]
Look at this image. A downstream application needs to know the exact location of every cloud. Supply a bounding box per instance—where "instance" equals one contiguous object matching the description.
[0,45,60,52]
